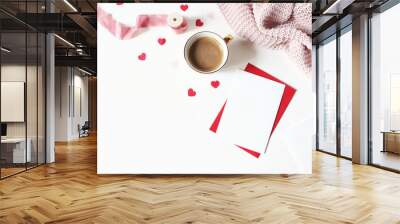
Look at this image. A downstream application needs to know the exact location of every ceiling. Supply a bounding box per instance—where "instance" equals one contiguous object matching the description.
[0,0,98,74]
[0,0,395,74]
[312,0,391,43]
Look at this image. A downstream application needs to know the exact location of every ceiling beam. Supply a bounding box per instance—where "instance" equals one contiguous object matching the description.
[312,15,335,33]
[323,0,356,14]
[13,13,82,32]
[67,13,97,39]
[55,55,96,69]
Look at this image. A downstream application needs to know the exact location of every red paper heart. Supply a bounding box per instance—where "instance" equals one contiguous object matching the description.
[195,19,204,27]
[138,53,146,61]
[180,4,188,11]
[158,38,166,45]
[211,80,220,88]
[188,88,196,97]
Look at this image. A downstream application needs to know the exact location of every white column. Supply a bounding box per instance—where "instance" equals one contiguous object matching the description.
[312,45,317,150]
[352,14,369,164]
[46,33,55,163]
[45,1,56,163]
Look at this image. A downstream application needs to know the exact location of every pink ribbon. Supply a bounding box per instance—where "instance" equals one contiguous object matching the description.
[97,6,187,40]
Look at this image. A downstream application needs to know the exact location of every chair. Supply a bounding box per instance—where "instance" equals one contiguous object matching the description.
[79,121,90,138]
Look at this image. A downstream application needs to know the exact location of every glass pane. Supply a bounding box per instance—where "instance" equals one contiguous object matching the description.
[340,29,352,158]
[27,31,38,169]
[0,1,46,178]
[38,33,45,165]
[1,31,27,177]
[371,4,400,171]
[26,0,39,170]
[318,37,337,154]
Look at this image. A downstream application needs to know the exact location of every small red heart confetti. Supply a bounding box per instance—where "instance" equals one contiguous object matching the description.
[138,52,146,61]
[180,4,188,11]
[211,80,220,88]
[188,88,196,97]
[157,38,166,45]
[195,19,204,27]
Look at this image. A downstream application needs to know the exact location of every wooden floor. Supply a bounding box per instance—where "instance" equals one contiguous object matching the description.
[373,150,400,171]
[1,135,400,224]
[0,167,26,178]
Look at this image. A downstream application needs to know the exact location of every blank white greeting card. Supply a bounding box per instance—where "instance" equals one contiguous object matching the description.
[215,69,285,155]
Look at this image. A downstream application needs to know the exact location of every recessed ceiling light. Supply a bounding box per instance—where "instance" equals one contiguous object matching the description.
[1,47,11,53]
[54,34,75,48]
[63,0,78,12]
[323,0,355,15]
[78,67,93,76]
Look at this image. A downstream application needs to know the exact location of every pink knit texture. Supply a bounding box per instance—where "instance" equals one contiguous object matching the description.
[218,3,312,74]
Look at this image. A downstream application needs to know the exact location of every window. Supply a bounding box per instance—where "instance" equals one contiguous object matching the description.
[317,36,337,154]
[339,27,352,158]
[370,3,400,171]
[317,26,353,159]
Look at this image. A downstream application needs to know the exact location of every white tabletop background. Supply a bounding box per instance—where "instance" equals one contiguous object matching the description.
[97,3,314,174]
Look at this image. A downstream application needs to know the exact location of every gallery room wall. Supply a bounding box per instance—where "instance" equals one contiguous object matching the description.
[55,67,89,141]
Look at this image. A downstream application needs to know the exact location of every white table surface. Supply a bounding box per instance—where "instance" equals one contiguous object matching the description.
[98,3,313,174]
[1,137,32,163]
[1,138,26,144]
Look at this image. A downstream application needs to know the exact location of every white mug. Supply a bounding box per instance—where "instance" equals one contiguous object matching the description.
[184,31,232,74]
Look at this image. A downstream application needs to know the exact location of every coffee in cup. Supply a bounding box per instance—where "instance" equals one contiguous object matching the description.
[184,31,231,74]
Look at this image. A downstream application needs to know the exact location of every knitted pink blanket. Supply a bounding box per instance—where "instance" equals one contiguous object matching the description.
[218,3,312,74]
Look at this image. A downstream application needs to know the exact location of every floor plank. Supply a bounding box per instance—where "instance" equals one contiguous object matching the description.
[1,134,400,223]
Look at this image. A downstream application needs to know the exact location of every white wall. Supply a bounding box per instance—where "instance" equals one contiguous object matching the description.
[55,67,70,141]
[55,67,89,141]
[1,65,40,138]
[73,73,89,137]
[1,65,26,133]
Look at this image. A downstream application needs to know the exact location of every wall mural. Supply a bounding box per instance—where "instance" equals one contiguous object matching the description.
[97,3,313,174]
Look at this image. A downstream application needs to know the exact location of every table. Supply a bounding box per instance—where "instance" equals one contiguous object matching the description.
[1,138,32,164]
[382,131,400,154]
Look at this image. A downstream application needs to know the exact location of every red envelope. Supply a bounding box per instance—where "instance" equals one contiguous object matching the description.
[210,63,296,157]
